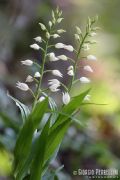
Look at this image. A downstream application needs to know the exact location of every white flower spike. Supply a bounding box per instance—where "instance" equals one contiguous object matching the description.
[16,82,29,91]
[21,60,33,66]
[34,72,41,78]
[87,55,97,61]
[34,36,42,43]
[79,77,91,83]
[84,65,93,73]
[52,70,63,78]
[26,75,33,82]
[62,92,70,105]
[39,23,46,30]
[57,55,67,61]
[30,43,40,50]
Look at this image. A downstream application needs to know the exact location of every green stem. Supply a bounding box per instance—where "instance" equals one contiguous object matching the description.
[68,32,88,92]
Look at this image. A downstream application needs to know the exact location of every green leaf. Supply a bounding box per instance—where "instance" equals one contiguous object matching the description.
[51,89,90,132]
[14,98,48,179]
[44,119,70,162]
[0,112,20,133]
[30,117,50,180]
[7,92,30,123]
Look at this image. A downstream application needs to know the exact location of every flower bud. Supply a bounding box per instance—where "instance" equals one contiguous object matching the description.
[21,60,33,66]
[84,65,93,72]
[30,43,40,50]
[55,43,65,49]
[39,23,46,30]
[26,75,33,82]
[46,32,50,39]
[34,36,42,43]
[62,92,70,105]
[48,21,52,28]
[57,55,67,61]
[84,94,91,101]
[57,18,63,23]
[57,29,66,34]
[53,34,60,38]
[39,96,45,102]
[34,72,41,78]
[52,70,63,78]
[64,45,74,52]
[75,34,80,41]
[67,69,74,76]
[76,26,82,34]
[49,52,59,61]
[79,77,91,83]
[16,82,29,91]
[87,55,97,61]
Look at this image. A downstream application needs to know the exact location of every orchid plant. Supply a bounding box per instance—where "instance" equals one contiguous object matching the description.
[10,7,99,180]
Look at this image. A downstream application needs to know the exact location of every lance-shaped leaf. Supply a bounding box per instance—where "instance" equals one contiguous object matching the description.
[51,89,90,132]
[14,98,48,178]
[7,92,30,123]
[30,117,50,180]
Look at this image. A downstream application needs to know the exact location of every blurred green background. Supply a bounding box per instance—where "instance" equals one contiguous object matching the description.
[0,0,120,179]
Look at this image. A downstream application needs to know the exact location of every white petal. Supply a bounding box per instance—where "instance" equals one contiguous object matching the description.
[21,60,33,66]
[62,92,70,105]
[30,43,40,50]
[87,55,97,61]
[84,65,93,72]
[79,77,91,83]
[49,84,60,92]
[16,82,29,91]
